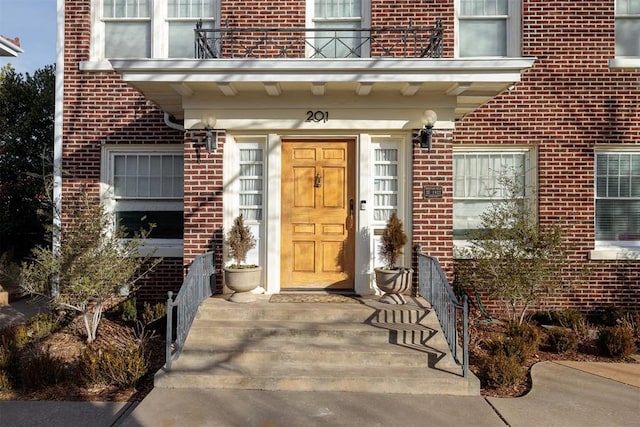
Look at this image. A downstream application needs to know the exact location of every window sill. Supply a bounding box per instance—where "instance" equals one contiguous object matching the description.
[134,240,183,258]
[589,248,640,261]
[608,58,640,69]
[79,60,114,72]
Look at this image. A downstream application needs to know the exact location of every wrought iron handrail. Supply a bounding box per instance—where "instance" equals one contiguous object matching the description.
[417,250,469,378]
[164,251,214,370]
[195,19,443,59]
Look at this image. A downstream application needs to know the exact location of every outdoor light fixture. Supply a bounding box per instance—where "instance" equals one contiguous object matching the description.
[419,110,437,151]
[193,116,217,162]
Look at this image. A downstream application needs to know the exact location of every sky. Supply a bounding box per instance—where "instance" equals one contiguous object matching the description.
[0,0,56,75]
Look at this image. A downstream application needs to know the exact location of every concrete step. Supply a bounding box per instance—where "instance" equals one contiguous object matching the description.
[155,362,479,396]
[158,295,479,396]
[173,340,430,369]
[196,296,427,323]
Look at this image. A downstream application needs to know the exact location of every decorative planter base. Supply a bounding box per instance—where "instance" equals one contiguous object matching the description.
[374,267,413,305]
[224,266,263,303]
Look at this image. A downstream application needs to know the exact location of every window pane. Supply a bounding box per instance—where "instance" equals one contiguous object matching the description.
[595,153,640,241]
[616,18,640,56]
[315,0,361,18]
[373,147,399,222]
[168,0,216,18]
[461,0,507,16]
[312,22,362,58]
[459,20,507,57]
[453,152,527,238]
[116,210,183,239]
[105,22,150,58]
[169,20,215,58]
[239,148,264,222]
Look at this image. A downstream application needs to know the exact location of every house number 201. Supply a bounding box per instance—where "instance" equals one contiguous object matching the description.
[306,110,329,123]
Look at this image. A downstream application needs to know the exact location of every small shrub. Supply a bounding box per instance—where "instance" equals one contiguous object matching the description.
[505,321,541,358]
[27,312,61,340]
[546,328,579,353]
[79,342,148,387]
[1,325,30,351]
[120,298,138,323]
[0,370,12,391]
[549,308,585,330]
[598,326,636,358]
[478,346,525,389]
[18,348,67,390]
[141,301,165,326]
[599,305,625,327]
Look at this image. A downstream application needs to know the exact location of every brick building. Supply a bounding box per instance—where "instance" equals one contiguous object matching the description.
[55,1,639,312]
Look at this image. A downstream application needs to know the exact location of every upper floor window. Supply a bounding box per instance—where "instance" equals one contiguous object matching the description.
[97,0,219,60]
[595,152,640,245]
[615,0,640,57]
[457,0,520,57]
[103,0,151,58]
[453,150,532,240]
[310,0,367,58]
[168,0,217,57]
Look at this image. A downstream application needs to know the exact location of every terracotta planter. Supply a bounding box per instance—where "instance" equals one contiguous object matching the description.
[374,267,413,304]
[224,266,262,303]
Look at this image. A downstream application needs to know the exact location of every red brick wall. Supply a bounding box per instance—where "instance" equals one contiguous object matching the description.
[62,1,184,301]
[453,0,640,314]
[61,1,640,311]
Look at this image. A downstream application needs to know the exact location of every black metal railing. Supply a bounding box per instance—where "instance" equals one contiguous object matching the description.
[164,251,215,370]
[195,19,443,59]
[417,250,469,378]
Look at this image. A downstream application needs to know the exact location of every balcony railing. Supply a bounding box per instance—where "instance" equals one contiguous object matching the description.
[195,19,443,59]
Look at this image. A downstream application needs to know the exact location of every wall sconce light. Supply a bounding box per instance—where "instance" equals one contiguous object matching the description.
[193,116,217,162]
[419,110,437,151]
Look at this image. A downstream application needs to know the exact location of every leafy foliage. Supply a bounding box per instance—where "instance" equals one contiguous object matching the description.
[379,212,407,268]
[20,191,161,343]
[456,176,582,324]
[0,65,55,259]
[597,326,636,358]
[226,214,256,267]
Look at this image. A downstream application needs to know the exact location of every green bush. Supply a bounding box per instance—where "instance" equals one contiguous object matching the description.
[548,308,585,330]
[0,324,30,352]
[27,312,61,340]
[18,348,67,391]
[0,370,12,391]
[120,298,138,323]
[478,346,525,389]
[546,328,579,353]
[79,342,149,387]
[598,326,636,358]
[141,301,165,326]
[504,321,541,360]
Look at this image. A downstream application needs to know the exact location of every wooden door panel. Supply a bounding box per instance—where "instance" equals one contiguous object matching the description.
[281,140,355,290]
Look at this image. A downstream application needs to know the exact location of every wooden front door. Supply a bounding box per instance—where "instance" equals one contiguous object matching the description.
[281,140,356,290]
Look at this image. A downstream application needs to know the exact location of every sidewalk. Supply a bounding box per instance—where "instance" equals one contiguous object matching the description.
[2,361,636,427]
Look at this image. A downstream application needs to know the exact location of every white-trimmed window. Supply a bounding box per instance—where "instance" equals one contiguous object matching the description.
[239,147,264,221]
[457,0,521,57]
[595,151,640,246]
[168,0,217,58]
[309,0,368,58]
[103,0,151,58]
[453,150,532,239]
[616,0,640,57]
[372,146,399,222]
[104,147,184,256]
[95,0,219,60]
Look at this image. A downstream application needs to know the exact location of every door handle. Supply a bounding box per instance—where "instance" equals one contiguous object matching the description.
[314,173,322,188]
[347,198,354,230]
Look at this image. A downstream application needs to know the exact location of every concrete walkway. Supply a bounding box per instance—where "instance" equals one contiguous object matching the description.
[1,361,637,427]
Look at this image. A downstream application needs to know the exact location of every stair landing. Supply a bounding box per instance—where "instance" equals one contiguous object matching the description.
[155,295,480,396]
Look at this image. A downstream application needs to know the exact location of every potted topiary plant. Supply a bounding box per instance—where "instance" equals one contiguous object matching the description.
[374,212,412,304]
[224,214,262,303]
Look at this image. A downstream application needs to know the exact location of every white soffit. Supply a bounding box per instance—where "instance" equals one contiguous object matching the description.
[0,35,23,57]
[109,58,535,121]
